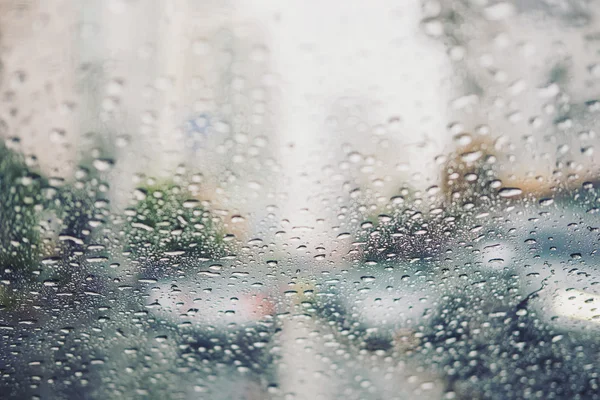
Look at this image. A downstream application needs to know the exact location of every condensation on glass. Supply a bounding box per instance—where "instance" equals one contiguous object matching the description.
[0,1,599,399]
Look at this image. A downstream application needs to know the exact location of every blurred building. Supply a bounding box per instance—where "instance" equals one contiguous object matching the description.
[0,0,79,177]
[432,0,600,194]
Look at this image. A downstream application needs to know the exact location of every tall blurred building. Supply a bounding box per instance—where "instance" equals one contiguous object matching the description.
[0,0,280,231]
[431,0,600,194]
[0,0,79,177]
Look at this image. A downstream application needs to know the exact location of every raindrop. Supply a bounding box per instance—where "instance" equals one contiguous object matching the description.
[498,187,523,198]
[92,158,114,171]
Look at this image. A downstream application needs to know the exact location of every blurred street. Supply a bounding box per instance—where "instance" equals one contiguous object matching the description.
[1,1,600,399]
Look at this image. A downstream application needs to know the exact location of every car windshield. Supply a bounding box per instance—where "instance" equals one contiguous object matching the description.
[1,1,600,399]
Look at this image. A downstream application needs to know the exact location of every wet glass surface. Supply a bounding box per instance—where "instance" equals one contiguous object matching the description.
[1,1,600,399]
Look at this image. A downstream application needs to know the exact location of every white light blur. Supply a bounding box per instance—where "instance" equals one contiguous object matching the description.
[552,289,600,324]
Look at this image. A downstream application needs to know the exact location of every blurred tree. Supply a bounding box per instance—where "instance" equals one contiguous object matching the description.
[353,185,457,262]
[123,182,226,265]
[0,141,47,284]
[441,135,500,209]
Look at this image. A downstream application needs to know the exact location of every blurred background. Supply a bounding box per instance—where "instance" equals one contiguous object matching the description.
[0,1,600,399]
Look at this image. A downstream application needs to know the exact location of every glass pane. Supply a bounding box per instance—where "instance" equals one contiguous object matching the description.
[1,1,599,399]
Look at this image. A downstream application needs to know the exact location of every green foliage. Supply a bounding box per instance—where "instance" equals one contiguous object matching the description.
[0,143,46,281]
[52,168,103,239]
[0,143,103,293]
[124,182,225,261]
[361,210,455,262]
